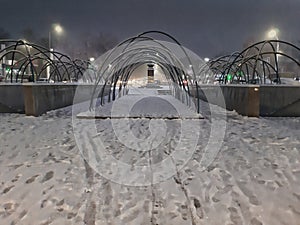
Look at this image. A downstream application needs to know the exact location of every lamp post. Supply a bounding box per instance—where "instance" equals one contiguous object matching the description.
[23,41,33,79]
[49,24,63,51]
[47,24,63,79]
[267,28,280,72]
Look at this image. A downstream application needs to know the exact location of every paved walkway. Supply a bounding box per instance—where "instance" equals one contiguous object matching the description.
[77,87,202,119]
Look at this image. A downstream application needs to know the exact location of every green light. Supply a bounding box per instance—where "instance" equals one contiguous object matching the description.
[237,71,244,76]
[5,68,11,73]
[227,74,233,81]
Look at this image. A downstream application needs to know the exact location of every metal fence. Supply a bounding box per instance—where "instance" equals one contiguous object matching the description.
[0,40,95,83]
[200,40,300,84]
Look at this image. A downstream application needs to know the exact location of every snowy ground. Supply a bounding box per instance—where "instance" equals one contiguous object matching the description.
[0,88,300,225]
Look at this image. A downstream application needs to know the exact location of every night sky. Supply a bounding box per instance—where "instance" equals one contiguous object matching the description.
[1,0,300,57]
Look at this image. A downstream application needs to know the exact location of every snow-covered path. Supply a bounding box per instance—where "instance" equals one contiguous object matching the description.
[0,90,300,224]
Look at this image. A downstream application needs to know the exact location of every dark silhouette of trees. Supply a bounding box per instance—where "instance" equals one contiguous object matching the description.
[21,27,37,43]
[67,32,118,59]
[0,27,11,39]
[92,32,118,55]
[1,26,119,60]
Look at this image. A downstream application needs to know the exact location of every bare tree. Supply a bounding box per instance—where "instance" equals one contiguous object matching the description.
[73,32,118,59]
[36,37,49,49]
[242,36,256,49]
[92,32,118,55]
[21,27,37,42]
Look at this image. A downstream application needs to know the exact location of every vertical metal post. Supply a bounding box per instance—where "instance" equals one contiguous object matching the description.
[47,31,52,80]
[0,44,6,78]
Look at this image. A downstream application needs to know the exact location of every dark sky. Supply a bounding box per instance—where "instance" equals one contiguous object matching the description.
[1,0,300,57]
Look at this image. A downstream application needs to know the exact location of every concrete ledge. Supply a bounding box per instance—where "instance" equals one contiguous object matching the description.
[1,83,299,117]
[194,85,260,117]
[260,85,300,116]
[23,84,78,116]
[193,84,300,117]
[23,84,110,116]
[0,83,110,116]
[0,84,25,113]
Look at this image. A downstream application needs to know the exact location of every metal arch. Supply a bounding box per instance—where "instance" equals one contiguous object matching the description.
[208,40,300,84]
[118,31,195,79]
[224,42,262,76]
[92,34,192,88]
[0,39,91,83]
[21,46,64,82]
[249,40,278,83]
[239,41,300,84]
[95,47,187,106]
[216,52,245,84]
[17,57,38,82]
[0,49,29,82]
[206,53,242,75]
[2,41,43,81]
[110,47,186,87]
[90,31,199,112]
[90,36,157,90]
[92,31,199,108]
[231,59,268,84]
[91,41,192,110]
[116,40,187,90]
[108,60,187,106]
[99,52,188,107]
[72,59,92,81]
[113,56,185,99]
[136,30,198,84]
[233,54,277,84]
[47,49,72,81]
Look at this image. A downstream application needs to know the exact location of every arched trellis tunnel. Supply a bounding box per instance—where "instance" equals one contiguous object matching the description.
[2,37,299,86]
[88,31,206,114]
[86,35,300,114]
[0,39,96,83]
[2,33,299,115]
[201,40,300,84]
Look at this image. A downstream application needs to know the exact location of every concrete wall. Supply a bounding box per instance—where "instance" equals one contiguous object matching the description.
[23,84,78,116]
[194,84,300,117]
[260,86,300,116]
[193,85,260,117]
[1,83,299,117]
[0,84,25,113]
[0,83,109,116]
[23,84,109,116]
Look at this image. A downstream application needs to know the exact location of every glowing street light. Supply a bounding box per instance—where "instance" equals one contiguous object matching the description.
[204,57,210,62]
[267,28,280,72]
[49,23,64,50]
[47,24,64,79]
[54,24,63,34]
[267,29,278,39]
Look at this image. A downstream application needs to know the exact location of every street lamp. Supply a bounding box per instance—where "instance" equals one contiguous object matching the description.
[54,24,63,34]
[267,29,278,40]
[47,24,64,79]
[267,28,280,72]
[49,24,63,50]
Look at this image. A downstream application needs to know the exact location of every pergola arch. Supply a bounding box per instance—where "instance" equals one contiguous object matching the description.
[0,39,92,82]
[88,31,202,112]
[206,40,300,84]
